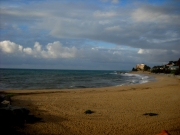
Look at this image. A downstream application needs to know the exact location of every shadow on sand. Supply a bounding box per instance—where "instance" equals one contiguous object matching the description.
[0,92,67,135]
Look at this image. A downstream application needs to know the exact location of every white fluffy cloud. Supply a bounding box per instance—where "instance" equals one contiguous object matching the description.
[0,40,22,53]
[23,48,33,55]
[0,41,77,59]
[138,48,167,54]
[0,40,137,63]
[42,41,77,58]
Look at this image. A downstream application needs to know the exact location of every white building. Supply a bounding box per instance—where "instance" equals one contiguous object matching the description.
[136,64,145,70]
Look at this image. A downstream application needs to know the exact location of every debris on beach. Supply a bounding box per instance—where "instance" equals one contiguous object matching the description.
[84,110,94,114]
[143,112,158,116]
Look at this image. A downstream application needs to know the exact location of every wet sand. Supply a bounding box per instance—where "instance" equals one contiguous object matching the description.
[4,72,180,135]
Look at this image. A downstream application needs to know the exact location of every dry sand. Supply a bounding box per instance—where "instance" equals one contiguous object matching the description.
[4,72,180,135]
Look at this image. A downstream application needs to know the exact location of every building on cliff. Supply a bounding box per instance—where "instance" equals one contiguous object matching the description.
[136,64,145,71]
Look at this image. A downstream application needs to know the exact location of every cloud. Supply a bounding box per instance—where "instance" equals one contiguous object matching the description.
[105,25,122,31]
[94,11,117,18]
[0,40,77,59]
[0,40,138,64]
[138,49,149,54]
[138,48,167,55]
[23,47,33,55]
[100,0,119,4]
[1,40,179,69]
[1,1,179,50]
[0,40,22,53]
[132,6,180,24]
[137,48,180,63]
[42,41,77,58]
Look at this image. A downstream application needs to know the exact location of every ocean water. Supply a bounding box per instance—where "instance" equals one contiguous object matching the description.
[0,69,155,90]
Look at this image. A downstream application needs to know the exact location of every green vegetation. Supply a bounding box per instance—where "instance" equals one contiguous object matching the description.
[174,69,180,75]
[144,65,151,71]
[6,93,14,97]
[132,67,137,71]
[151,67,179,75]
[151,58,180,75]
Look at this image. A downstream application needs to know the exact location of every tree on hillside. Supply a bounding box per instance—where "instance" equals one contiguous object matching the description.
[144,65,151,71]
[132,67,137,71]
[177,58,180,70]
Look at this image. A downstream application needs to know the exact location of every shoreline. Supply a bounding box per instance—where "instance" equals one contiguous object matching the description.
[1,71,155,92]
[2,72,180,135]
[2,71,177,93]
[0,70,155,91]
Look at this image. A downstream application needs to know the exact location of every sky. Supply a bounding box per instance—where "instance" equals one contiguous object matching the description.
[0,0,180,70]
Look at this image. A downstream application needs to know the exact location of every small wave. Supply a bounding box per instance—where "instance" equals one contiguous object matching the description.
[139,80,149,84]
[120,73,141,77]
[141,76,149,80]
[120,73,153,85]
[130,80,139,84]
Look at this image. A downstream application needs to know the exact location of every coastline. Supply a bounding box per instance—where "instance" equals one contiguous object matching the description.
[0,69,155,90]
[3,72,180,135]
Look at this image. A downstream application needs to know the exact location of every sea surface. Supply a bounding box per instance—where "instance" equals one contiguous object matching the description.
[0,68,155,90]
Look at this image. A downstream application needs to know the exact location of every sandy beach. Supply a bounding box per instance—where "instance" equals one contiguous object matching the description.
[3,72,180,135]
